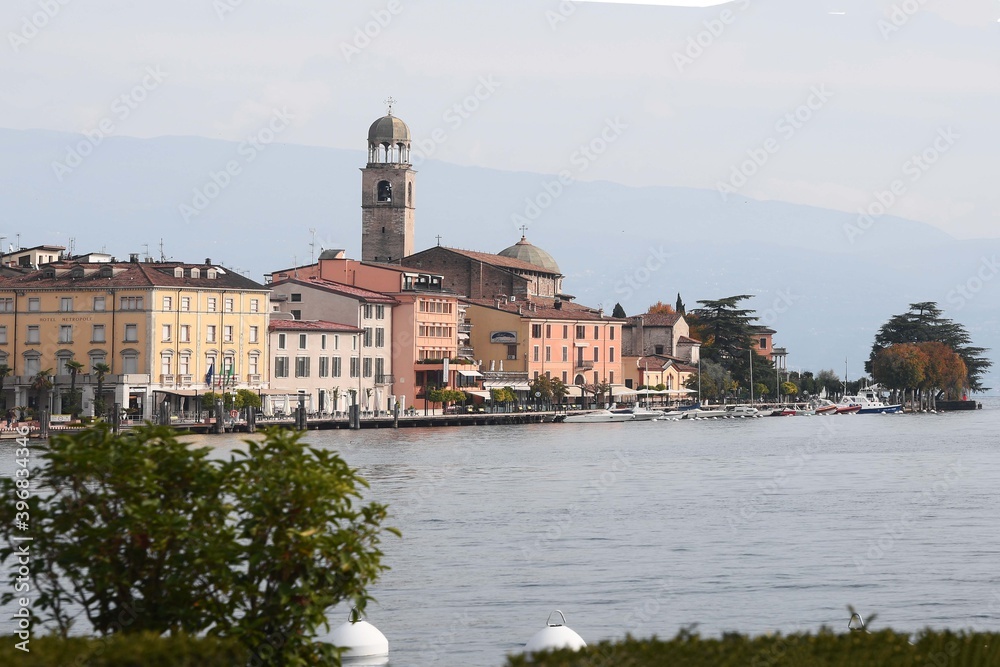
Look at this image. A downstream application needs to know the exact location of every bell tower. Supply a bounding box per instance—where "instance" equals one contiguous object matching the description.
[361,98,415,264]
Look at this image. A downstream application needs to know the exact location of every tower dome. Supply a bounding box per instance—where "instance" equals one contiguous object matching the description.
[498,235,561,274]
[367,100,411,165]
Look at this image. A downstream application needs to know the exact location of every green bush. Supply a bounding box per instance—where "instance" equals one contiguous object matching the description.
[0,633,248,666]
[506,629,1000,667]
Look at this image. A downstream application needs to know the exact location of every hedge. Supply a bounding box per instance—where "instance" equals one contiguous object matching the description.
[0,633,249,666]
[506,629,1000,667]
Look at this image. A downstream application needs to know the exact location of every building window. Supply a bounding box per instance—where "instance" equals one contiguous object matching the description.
[224,326,234,343]
[320,334,327,350]
[350,357,359,378]
[287,310,300,321]
[609,371,615,384]
[363,304,373,319]
[609,347,615,362]
[610,327,615,340]
[290,293,302,303]
[375,305,385,319]
[162,324,172,342]
[59,325,73,343]
[60,297,73,312]
[295,357,310,378]
[562,346,568,362]
[593,347,599,362]
[562,371,568,383]
[298,333,307,349]
[563,325,568,338]
[545,346,551,362]
[206,325,217,343]
[532,324,542,339]
[122,352,139,375]
[546,325,551,338]
[278,334,286,350]
[319,357,329,377]
[162,296,172,311]
[576,326,585,339]
[121,296,143,310]
[224,298,234,312]
[249,326,258,343]
[375,357,385,381]
[248,354,259,376]
[334,335,340,350]
[124,324,138,342]
[0,298,12,312]
[89,352,106,370]
[179,355,190,375]
[0,326,6,344]
[332,356,342,378]
[507,344,517,360]
[28,298,40,312]
[180,297,190,312]
[180,325,191,343]
[207,297,217,312]
[250,298,259,313]
[161,354,172,376]
[594,326,599,339]
[593,371,599,384]
[363,328,373,347]
[533,345,540,362]
[760,338,767,349]
[363,357,373,378]
[274,356,289,378]
[654,345,664,355]
[375,328,385,347]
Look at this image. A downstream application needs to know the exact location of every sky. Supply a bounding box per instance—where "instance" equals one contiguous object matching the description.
[3,0,999,241]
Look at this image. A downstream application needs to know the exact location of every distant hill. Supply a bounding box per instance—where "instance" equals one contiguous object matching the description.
[1,128,996,388]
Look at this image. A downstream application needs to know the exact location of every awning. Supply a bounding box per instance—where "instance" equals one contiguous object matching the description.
[562,386,584,397]
[153,389,201,397]
[457,370,483,378]
[484,381,531,390]
[611,385,637,396]
[667,389,696,395]
[574,342,588,348]
[467,390,492,399]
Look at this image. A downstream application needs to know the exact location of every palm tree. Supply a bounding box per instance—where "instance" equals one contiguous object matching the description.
[93,362,111,419]
[65,359,85,418]
[0,364,11,414]
[30,370,54,419]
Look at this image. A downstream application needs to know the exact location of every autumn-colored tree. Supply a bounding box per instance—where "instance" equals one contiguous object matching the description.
[917,341,967,402]
[647,301,676,315]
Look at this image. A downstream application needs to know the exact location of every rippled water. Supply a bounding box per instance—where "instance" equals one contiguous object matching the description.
[4,401,1000,666]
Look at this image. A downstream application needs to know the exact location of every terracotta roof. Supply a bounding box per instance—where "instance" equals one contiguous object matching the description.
[629,312,683,327]
[269,320,361,333]
[463,297,625,322]
[751,326,777,334]
[269,276,398,304]
[677,336,702,345]
[0,261,268,291]
[676,364,698,374]
[440,247,562,276]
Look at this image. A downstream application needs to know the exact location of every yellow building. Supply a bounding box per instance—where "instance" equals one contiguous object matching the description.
[0,258,270,421]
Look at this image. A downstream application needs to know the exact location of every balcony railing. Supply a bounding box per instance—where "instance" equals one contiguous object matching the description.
[160,374,175,385]
[375,374,394,385]
[179,374,193,385]
[247,374,262,384]
[458,323,472,334]
[575,361,595,370]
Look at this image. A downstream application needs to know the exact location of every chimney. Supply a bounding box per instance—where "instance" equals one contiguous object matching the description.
[129,253,139,263]
[554,299,562,310]
[205,258,212,266]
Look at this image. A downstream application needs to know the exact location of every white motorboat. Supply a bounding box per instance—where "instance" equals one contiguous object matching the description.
[681,407,729,419]
[563,409,636,423]
[724,405,760,418]
[837,386,903,414]
[609,405,662,421]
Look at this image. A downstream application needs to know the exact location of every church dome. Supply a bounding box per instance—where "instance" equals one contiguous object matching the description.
[498,236,561,274]
[368,114,411,146]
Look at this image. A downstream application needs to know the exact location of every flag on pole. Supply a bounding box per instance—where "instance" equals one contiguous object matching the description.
[205,362,215,386]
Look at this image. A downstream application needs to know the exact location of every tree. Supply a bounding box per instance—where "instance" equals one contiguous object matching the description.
[30,370,54,415]
[918,341,967,401]
[551,377,569,409]
[868,302,991,391]
[815,369,842,397]
[0,426,396,664]
[690,296,776,396]
[647,301,676,315]
[233,389,262,413]
[0,363,11,412]
[872,344,928,401]
[612,302,627,319]
[755,383,770,401]
[781,381,799,398]
[529,375,554,404]
[93,362,111,418]
[675,293,686,315]
[64,359,85,418]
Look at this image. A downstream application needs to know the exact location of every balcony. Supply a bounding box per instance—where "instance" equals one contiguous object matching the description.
[458,323,472,334]
[574,361,595,370]
[375,374,394,385]
[159,374,175,386]
[246,374,262,384]
[179,374,193,386]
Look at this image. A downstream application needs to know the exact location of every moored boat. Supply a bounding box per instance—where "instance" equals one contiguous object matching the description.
[563,409,636,423]
[836,386,903,414]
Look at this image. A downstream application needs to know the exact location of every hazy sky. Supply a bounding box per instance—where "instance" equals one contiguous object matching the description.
[3,0,999,238]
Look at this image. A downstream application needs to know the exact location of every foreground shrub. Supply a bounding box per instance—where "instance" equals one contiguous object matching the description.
[0,426,397,665]
[506,629,1000,667]
[0,633,248,666]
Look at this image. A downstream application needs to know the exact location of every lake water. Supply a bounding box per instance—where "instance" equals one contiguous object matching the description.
[4,400,1000,666]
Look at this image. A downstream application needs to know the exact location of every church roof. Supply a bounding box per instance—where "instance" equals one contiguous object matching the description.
[497,236,561,274]
[440,246,561,276]
[368,114,410,146]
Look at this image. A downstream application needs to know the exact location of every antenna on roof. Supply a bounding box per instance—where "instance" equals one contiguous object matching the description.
[159,238,166,262]
[142,243,150,261]
[309,229,317,263]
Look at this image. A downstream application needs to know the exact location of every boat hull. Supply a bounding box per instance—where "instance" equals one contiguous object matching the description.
[857,405,903,414]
